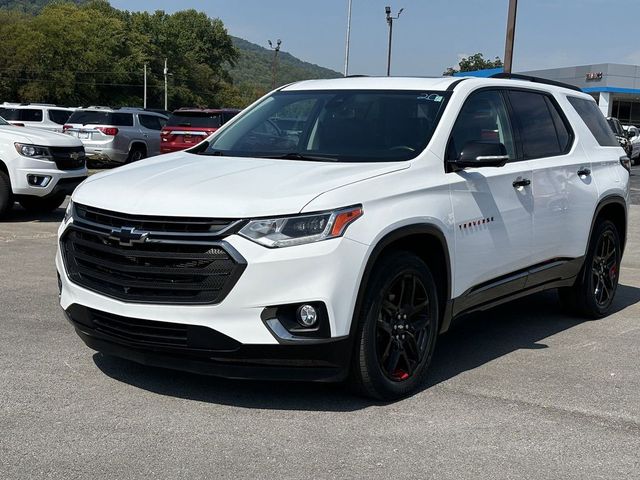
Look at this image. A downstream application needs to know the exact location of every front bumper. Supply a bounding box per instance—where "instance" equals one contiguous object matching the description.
[12,155,87,198]
[64,304,351,382]
[57,228,369,380]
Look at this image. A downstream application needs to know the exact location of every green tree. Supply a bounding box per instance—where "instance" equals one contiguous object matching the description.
[443,53,503,76]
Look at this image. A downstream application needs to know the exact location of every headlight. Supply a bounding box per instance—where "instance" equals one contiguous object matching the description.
[239,206,363,248]
[14,143,53,160]
[64,200,74,223]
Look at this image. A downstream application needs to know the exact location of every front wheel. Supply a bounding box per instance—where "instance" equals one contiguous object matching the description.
[0,171,13,219]
[350,251,439,400]
[19,194,66,214]
[559,220,621,318]
[126,146,146,164]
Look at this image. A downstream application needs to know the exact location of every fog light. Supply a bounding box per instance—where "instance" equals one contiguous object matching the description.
[27,174,52,187]
[297,304,318,327]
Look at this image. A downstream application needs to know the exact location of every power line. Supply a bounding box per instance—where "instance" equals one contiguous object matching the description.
[0,76,169,87]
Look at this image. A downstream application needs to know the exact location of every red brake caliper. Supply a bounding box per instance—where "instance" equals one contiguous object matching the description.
[392,370,409,381]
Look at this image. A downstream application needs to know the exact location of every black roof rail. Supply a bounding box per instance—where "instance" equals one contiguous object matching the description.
[491,72,582,92]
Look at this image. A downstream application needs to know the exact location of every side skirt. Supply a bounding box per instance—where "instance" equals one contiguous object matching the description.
[447,257,584,322]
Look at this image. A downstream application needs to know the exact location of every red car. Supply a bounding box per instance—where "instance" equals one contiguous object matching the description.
[160,108,240,153]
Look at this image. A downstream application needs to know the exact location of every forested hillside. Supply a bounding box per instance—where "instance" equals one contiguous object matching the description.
[0,0,341,108]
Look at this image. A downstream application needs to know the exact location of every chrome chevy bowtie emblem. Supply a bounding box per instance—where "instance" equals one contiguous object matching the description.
[69,152,82,160]
[108,227,149,247]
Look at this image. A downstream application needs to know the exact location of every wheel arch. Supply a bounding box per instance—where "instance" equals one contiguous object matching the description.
[0,158,9,177]
[349,224,454,341]
[129,141,147,154]
[590,195,627,254]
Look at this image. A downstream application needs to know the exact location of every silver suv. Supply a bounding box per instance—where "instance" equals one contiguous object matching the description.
[63,107,168,164]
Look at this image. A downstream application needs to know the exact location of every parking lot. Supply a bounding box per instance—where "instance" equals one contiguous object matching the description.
[0,169,639,480]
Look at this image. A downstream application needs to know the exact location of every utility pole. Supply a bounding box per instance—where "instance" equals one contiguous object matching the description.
[268,39,282,89]
[143,63,147,109]
[344,0,353,76]
[163,58,168,111]
[385,6,403,77]
[503,0,518,74]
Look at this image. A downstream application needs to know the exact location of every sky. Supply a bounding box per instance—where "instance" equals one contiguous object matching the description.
[110,0,639,76]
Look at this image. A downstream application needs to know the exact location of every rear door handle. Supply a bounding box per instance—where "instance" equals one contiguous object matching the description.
[577,167,591,177]
[512,177,531,188]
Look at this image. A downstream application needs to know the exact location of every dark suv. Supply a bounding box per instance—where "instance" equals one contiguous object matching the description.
[160,108,240,153]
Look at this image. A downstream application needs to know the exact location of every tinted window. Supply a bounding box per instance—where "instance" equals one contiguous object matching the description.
[508,90,568,159]
[67,111,134,126]
[567,97,619,147]
[447,90,515,161]
[48,109,72,125]
[139,114,164,130]
[203,90,449,162]
[545,96,572,152]
[607,118,624,136]
[168,112,222,128]
[0,108,42,122]
[222,111,239,123]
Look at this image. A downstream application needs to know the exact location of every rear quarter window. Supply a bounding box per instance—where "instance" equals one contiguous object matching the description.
[567,96,619,147]
[48,109,72,125]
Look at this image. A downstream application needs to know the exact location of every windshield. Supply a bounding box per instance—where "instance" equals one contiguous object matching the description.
[201,90,449,162]
[168,112,222,128]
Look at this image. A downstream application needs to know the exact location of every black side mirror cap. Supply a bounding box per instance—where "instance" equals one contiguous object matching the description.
[450,141,509,170]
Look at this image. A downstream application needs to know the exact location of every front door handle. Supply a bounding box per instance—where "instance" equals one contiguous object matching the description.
[512,177,531,189]
[577,167,591,177]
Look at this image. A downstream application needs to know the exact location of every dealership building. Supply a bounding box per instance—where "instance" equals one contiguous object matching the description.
[456,63,640,125]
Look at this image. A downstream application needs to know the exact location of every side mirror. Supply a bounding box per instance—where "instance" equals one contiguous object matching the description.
[451,141,509,169]
[627,130,637,139]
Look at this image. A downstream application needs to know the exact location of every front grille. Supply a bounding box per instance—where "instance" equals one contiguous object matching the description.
[61,204,246,305]
[75,203,236,235]
[50,146,86,170]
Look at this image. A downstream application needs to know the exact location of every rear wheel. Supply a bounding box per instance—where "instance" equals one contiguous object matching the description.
[350,251,439,400]
[559,220,621,318]
[19,194,66,214]
[0,171,13,219]
[126,145,146,164]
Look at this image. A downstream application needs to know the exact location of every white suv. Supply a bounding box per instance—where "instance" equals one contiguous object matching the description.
[0,103,75,132]
[56,76,630,399]
[0,117,87,218]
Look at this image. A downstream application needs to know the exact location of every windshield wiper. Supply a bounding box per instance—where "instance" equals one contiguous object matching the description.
[266,152,339,162]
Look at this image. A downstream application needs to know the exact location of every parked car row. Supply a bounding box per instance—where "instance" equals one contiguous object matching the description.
[0,103,75,132]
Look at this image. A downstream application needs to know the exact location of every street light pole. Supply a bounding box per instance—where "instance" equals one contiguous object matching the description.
[163,58,168,111]
[344,0,353,76]
[503,0,518,74]
[268,39,282,90]
[143,63,147,109]
[385,6,403,77]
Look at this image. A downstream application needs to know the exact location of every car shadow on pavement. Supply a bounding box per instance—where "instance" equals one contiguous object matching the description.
[93,284,640,411]
[4,205,66,223]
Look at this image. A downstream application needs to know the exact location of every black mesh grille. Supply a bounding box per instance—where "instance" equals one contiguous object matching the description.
[92,310,189,347]
[50,146,86,170]
[61,206,246,305]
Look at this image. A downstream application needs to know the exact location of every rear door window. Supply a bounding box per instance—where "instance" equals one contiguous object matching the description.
[507,90,572,159]
[20,109,43,122]
[567,96,619,147]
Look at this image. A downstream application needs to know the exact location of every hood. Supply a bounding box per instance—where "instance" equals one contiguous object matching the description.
[74,152,408,218]
[0,125,81,147]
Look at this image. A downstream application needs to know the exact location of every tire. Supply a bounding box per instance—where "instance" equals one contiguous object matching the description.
[350,251,439,400]
[558,220,621,318]
[126,145,146,164]
[19,193,66,214]
[0,170,13,219]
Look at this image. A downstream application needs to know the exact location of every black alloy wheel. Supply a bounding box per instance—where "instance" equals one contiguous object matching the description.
[351,251,439,400]
[559,219,621,318]
[376,273,432,382]
[591,229,618,309]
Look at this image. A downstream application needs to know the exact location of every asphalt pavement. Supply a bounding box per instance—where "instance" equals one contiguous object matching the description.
[1,189,639,479]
